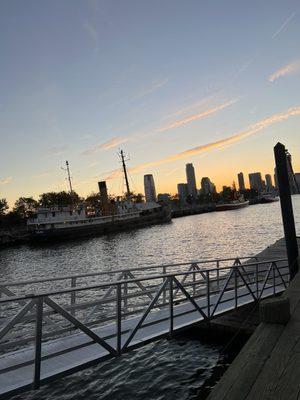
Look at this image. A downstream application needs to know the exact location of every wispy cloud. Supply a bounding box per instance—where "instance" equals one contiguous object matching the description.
[82,136,129,156]
[0,176,12,185]
[135,78,170,100]
[272,12,296,39]
[268,60,300,82]
[155,99,238,134]
[123,105,300,174]
[47,145,69,157]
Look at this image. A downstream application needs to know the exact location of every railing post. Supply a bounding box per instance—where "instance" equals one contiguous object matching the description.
[169,277,173,334]
[116,283,122,355]
[71,277,76,316]
[123,273,128,315]
[206,271,210,318]
[234,267,238,309]
[33,296,43,390]
[163,266,167,304]
[272,263,276,295]
[255,263,259,299]
[216,260,220,290]
[192,263,197,296]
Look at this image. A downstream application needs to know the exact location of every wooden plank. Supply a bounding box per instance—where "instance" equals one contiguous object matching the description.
[208,237,300,400]
[207,323,284,400]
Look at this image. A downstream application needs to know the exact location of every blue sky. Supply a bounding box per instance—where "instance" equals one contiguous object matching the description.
[0,0,300,204]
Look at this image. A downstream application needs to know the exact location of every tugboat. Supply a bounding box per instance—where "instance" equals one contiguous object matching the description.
[27,151,171,241]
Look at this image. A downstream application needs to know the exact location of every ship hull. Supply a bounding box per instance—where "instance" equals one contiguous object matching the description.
[260,197,279,204]
[29,206,171,242]
[216,201,249,212]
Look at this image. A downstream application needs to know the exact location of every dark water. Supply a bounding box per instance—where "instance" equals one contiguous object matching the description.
[1,197,300,400]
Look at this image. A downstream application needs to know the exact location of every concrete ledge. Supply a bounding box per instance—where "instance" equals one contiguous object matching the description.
[259,297,290,324]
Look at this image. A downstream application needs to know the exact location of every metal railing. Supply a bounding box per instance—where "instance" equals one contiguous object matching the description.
[0,256,258,297]
[0,257,289,396]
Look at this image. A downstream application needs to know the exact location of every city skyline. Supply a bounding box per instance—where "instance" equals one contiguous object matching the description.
[0,1,300,205]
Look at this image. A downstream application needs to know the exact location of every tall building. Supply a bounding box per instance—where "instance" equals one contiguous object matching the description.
[265,174,273,192]
[249,172,263,193]
[177,183,189,205]
[274,167,278,189]
[186,163,197,198]
[237,172,245,191]
[144,174,157,202]
[295,173,300,192]
[286,152,299,194]
[201,177,215,195]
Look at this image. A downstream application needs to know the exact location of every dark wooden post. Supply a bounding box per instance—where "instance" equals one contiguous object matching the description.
[274,142,299,280]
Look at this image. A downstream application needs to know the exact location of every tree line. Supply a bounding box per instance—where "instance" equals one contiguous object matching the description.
[0,190,145,227]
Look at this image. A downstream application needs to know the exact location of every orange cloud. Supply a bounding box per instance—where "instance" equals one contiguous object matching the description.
[268,60,300,82]
[156,99,238,133]
[82,136,129,156]
[129,105,300,173]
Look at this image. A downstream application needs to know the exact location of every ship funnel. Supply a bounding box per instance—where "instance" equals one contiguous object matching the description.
[98,181,108,205]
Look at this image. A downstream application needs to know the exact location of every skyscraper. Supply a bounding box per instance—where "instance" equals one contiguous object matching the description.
[265,174,273,192]
[186,163,197,198]
[295,173,300,192]
[201,177,216,195]
[249,172,263,193]
[286,151,299,194]
[177,183,189,205]
[237,172,245,191]
[144,174,157,202]
[274,167,278,189]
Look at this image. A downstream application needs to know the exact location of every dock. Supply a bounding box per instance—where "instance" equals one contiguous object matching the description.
[208,237,300,400]
[0,246,289,398]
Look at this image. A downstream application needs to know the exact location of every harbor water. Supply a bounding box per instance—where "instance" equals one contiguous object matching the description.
[1,197,300,400]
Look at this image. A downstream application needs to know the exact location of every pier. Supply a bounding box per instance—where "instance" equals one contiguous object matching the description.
[208,244,300,400]
[0,239,292,398]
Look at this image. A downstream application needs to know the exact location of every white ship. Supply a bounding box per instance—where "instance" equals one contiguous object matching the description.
[27,152,171,241]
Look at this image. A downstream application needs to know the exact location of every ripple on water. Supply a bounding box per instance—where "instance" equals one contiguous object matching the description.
[10,338,221,400]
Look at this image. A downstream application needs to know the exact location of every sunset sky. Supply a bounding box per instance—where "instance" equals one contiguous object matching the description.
[1,0,300,206]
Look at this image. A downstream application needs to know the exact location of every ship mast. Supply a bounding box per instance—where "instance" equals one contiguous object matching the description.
[120,150,130,199]
[63,160,73,195]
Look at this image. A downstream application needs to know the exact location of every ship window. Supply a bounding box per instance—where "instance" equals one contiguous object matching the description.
[52,212,56,217]
[45,213,48,218]
[69,211,73,216]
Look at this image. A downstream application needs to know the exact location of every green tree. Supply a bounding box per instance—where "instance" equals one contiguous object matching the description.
[13,197,38,219]
[85,192,102,209]
[0,198,8,216]
[39,191,81,207]
[131,193,144,203]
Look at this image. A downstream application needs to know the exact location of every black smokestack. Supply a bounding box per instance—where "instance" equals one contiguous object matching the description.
[98,181,108,205]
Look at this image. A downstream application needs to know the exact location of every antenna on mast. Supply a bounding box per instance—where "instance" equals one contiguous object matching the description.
[119,150,130,198]
[61,160,73,195]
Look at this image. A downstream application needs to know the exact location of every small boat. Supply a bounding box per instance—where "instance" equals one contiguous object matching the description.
[260,194,279,204]
[216,199,249,211]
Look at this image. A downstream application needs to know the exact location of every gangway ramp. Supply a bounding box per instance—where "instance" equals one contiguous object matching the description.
[0,257,289,398]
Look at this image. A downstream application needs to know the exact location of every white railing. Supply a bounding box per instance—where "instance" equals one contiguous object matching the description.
[0,257,289,396]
